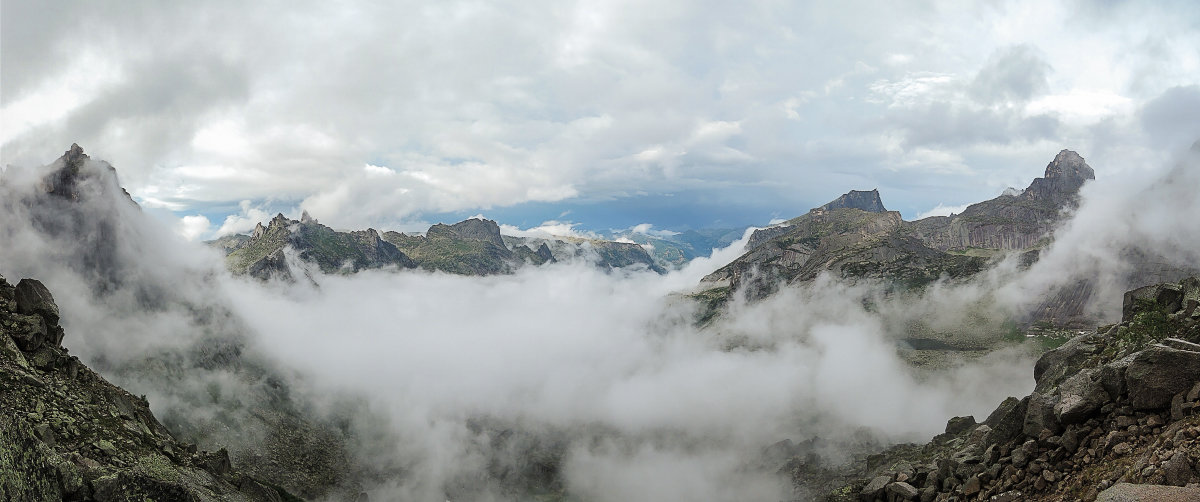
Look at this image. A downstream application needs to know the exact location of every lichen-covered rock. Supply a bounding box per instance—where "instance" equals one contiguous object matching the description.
[944,415,976,435]
[1054,368,1111,424]
[984,396,1028,445]
[1097,482,1200,502]
[1024,391,1063,437]
[859,475,890,501]
[1033,334,1103,392]
[13,278,59,326]
[1125,345,1200,409]
[0,274,292,502]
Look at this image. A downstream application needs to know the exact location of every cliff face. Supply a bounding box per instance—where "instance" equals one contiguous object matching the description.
[382,218,520,276]
[910,149,1095,253]
[702,208,985,301]
[820,278,1200,502]
[0,274,292,501]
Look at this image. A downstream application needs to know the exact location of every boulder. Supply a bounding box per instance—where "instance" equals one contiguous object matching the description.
[1097,482,1200,502]
[1161,452,1193,487]
[1024,391,1062,437]
[14,279,60,326]
[1125,345,1200,409]
[1033,334,1102,392]
[1099,354,1136,401]
[1124,284,1165,320]
[984,396,1028,445]
[859,475,890,501]
[1162,338,1200,352]
[886,481,919,500]
[945,415,976,435]
[1054,368,1111,424]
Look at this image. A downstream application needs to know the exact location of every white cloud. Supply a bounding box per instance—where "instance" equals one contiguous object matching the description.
[177,214,212,241]
[498,220,599,239]
[215,200,276,237]
[915,202,972,220]
[627,223,679,237]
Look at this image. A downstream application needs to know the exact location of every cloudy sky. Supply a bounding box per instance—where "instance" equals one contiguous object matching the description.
[3,0,1198,238]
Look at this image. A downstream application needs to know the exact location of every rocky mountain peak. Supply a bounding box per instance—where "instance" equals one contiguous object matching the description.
[65,143,87,163]
[37,144,135,204]
[39,144,92,201]
[1021,149,1095,205]
[536,242,555,262]
[813,189,888,213]
[268,213,291,227]
[426,218,506,247]
[1045,149,1095,182]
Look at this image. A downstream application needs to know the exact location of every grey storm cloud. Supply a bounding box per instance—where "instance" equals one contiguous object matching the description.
[969,45,1052,105]
[1140,85,1200,149]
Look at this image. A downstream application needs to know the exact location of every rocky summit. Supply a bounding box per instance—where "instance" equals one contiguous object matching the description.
[816,189,889,213]
[0,273,294,501]
[818,277,1200,502]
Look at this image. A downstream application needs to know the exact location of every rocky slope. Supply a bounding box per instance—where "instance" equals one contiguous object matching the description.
[812,277,1200,501]
[0,273,295,501]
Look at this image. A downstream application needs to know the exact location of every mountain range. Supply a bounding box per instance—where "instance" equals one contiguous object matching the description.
[3,144,1199,501]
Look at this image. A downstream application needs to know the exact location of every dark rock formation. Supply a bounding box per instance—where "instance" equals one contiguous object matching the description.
[0,273,293,501]
[1125,346,1200,410]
